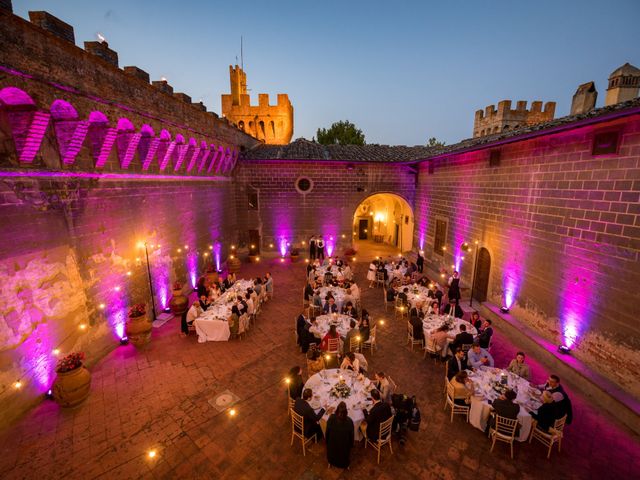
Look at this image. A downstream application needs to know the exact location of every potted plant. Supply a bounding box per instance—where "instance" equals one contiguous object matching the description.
[169,281,188,316]
[52,352,91,407]
[290,247,300,262]
[125,303,152,348]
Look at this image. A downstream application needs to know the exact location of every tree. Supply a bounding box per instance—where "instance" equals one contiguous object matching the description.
[316,120,365,146]
[427,137,446,147]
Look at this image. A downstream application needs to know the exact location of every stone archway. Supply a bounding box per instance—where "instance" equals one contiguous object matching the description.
[352,193,414,256]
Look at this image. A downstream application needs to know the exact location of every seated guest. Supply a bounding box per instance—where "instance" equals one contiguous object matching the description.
[312,290,322,307]
[326,401,354,469]
[354,352,368,373]
[386,286,397,302]
[181,300,202,336]
[343,320,359,352]
[488,389,520,432]
[477,319,494,348]
[447,348,468,380]
[294,388,325,440]
[507,351,531,380]
[360,389,392,441]
[410,314,425,342]
[430,325,450,355]
[306,345,324,376]
[342,288,355,309]
[244,292,255,316]
[198,295,210,311]
[443,299,463,318]
[320,324,340,351]
[228,311,239,336]
[425,300,440,316]
[350,282,361,301]
[537,374,573,424]
[209,283,222,301]
[450,324,474,353]
[470,311,483,331]
[431,284,443,305]
[358,311,370,343]
[288,366,304,399]
[467,343,495,369]
[374,372,394,404]
[253,277,263,296]
[296,313,316,353]
[531,391,559,432]
[304,281,315,302]
[450,371,473,405]
[398,287,409,305]
[340,352,361,373]
[196,276,208,298]
[323,296,339,314]
[343,265,353,281]
[342,301,358,318]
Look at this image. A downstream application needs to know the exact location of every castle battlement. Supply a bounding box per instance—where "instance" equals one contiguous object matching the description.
[473,99,555,138]
[221,65,293,145]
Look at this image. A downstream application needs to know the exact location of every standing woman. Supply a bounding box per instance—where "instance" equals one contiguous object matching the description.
[448,271,461,303]
[367,260,377,288]
[309,235,317,260]
[325,401,354,469]
[317,236,325,261]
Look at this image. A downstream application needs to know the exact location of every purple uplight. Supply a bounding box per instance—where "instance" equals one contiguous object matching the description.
[501,229,527,309]
[418,231,425,251]
[149,246,171,309]
[279,237,288,257]
[186,251,198,288]
[559,255,594,349]
[104,272,128,340]
[214,242,222,271]
[23,323,55,391]
[326,235,335,257]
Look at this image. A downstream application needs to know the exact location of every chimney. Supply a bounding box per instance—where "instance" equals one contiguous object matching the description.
[570,82,597,115]
[84,41,118,67]
[29,11,75,43]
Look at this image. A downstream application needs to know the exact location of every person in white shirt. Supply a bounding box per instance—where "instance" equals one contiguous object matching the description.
[350,283,360,302]
[181,301,202,337]
[340,352,360,373]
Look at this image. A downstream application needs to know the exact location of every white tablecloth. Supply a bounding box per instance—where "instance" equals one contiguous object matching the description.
[385,264,407,280]
[310,314,354,339]
[396,285,431,308]
[318,286,354,311]
[304,369,374,440]
[193,279,253,342]
[422,315,477,357]
[467,367,542,441]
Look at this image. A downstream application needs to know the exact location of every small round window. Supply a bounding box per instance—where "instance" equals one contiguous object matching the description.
[295,176,313,194]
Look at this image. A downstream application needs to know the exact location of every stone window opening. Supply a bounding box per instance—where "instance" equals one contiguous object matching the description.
[295,176,314,194]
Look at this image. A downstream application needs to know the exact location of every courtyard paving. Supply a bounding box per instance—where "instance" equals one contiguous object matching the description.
[0,252,639,479]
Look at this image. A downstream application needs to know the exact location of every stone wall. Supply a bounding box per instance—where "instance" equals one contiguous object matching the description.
[415,114,640,396]
[233,160,417,253]
[0,177,235,428]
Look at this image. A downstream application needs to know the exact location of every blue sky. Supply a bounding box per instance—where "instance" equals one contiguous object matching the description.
[14,0,640,145]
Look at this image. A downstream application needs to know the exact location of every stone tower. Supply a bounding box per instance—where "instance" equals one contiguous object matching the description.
[473,100,556,138]
[570,82,597,115]
[221,65,293,145]
[605,63,640,106]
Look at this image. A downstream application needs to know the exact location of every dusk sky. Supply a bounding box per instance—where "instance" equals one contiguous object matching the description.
[14,0,640,146]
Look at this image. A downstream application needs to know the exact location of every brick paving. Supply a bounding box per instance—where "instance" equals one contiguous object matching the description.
[1,255,639,480]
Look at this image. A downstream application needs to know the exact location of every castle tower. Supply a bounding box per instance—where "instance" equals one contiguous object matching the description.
[221,65,293,145]
[605,63,640,106]
[473,99,555,138]
[570,82,597,115]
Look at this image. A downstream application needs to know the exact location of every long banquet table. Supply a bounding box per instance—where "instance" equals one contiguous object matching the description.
[193,279,253,342]
[304,368,375,440]
[467,367,542,441]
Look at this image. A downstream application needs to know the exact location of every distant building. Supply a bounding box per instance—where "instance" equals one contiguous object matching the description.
[221,65,293,145]
[473,100,555,138]
[605,63,640,106]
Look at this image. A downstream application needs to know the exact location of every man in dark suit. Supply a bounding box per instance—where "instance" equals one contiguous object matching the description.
[361,389,393,441]
[410,314,425,342]
[296,314,316,353]
[294,388,325,439]
[447,348,468,380]
[443,299,463,318]
[487,389,520,433]
[398,287,409,305]
[477,319,494,349]
[450,324,474,353]
[304,281,316,302]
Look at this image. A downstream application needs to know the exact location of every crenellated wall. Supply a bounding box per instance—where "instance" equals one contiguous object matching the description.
[414,114,640,397]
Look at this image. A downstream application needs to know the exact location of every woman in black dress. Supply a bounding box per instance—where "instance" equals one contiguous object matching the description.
[358,310,371,342]
[288,366,304,399]
[448,271,461,302]
[325,401,354,469]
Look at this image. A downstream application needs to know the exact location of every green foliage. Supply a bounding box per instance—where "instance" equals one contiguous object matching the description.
[427,137,446,147]
[316,120,365,146]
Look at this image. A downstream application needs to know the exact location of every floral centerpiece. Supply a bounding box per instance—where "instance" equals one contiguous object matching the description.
[128,303,146,318]
[330,380,352,399]
[56,352,85,373]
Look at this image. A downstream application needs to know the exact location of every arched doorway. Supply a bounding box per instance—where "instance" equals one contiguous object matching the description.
[472,247,491,303]
[353,193,414,256]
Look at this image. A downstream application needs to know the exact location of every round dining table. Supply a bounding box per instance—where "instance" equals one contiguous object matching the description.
[467,366,542,441]
[422,315,477,356]
[310,314,354,340]
[304,368,375,440]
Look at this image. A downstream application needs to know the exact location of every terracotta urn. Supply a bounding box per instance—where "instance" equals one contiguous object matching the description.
[169,288,188,316]
[53,365,91,407]
[205,269,219,286]
[126,311,152,348]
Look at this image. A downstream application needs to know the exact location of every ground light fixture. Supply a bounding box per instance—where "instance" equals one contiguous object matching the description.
[500,306,510,313]
[119,336,129,346]
[558,345,572,355]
